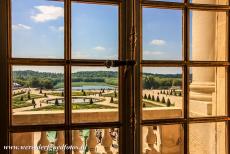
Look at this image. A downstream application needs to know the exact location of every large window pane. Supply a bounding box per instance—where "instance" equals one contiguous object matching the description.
[143,8,182,60]
[190,10,227,61]
[12,0,64,58]
[189,67,227,117]
[189,122,227,154]
[142,67,183,120]
[142,124,184,154]
[12,66,64,125]
[71,128,119,154]
[190,0,228,5]
[11,130,65,154]
[72,3,118,60]
[71,67,119,123]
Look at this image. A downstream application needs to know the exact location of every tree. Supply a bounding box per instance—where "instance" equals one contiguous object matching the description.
[144,94,147,99]
[83,91,86,96]
[40,88,42,94]
[163,90,165,94]
[31,77,40,88]
[161,97,165,103]
[156,96,160,102]
[61,91,64,96]
[160,90,162,94]
[147,94,151,100]
[178,91,182,96]
[102,89,105,93]
[151,95,155,101]
[44,93,47,97]
[143,102,146,107]
[167,98,171,107]
[170,90,173,95]
[110,97,114,103]
[55,98,59,106]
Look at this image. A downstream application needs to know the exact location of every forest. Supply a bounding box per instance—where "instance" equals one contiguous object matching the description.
[13,70,182,89]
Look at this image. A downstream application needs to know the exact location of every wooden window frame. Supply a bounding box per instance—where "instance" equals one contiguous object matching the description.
[0,0,230,154]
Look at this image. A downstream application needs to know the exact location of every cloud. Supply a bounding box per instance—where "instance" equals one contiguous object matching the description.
[144,50,164,55]
[93,46,106,51]
[49,26,64,32]
[12,24,31,30]
[58,26,64,32]
[150,39,166,46]
[73,52,90,59]
[31,5,64,22]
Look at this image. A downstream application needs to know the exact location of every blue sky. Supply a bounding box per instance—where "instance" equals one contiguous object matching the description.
[12,0,183,74]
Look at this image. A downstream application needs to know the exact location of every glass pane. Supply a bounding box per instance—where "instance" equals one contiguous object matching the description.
[12,0,64,58]
[71,128,119,154]
[189,67,227,117]
[190,11,227,61]
[142,124,184,154]
[12,66,64,125]
[143,8,182,60]
[142,67,183,120]
[189,122,227,154]
[71,67,118,123]
[190,0,228,5]
[72,3,118,60]
[11,131,65,154]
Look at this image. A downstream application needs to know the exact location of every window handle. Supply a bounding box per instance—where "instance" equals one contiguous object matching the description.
[104,60,136,68]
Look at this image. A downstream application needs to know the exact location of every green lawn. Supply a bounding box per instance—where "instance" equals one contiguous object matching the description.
[47,91,100,97]
[30,103,116,111]
[102,92,118,98]
[12,94,44,109]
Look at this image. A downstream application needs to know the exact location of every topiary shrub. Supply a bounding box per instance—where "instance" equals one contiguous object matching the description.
[20,96,23,101]
[156,96,160,102]
[55,98,59,106]
[144,94,147,99]
[147,94,151,100]
[110,97,114,103]
[28,93,31,99]
[167,98,171,107]
[151,95,155,101]
[44,93,47,97]
[161,97,165,103]
[114,90,117,97]
[90,98,93,104]
[32,98,35,105]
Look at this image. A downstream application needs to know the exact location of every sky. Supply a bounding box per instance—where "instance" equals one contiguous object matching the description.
[12,0,185,74]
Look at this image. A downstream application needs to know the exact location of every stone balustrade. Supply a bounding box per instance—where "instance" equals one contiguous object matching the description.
[12,107,183,154]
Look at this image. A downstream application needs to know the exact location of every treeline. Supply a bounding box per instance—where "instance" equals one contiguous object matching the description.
[13,70,182,89]
[13,71,63,89]
[143,76,181,89]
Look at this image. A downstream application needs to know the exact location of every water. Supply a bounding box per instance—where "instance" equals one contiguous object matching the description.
[58,85,116,91]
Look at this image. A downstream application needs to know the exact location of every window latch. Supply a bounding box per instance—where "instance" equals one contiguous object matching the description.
[104,60,136,68]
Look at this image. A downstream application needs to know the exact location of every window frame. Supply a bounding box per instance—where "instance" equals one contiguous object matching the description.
[0,0,230,154]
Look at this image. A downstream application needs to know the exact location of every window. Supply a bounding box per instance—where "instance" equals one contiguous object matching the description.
[0,0,229,154]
